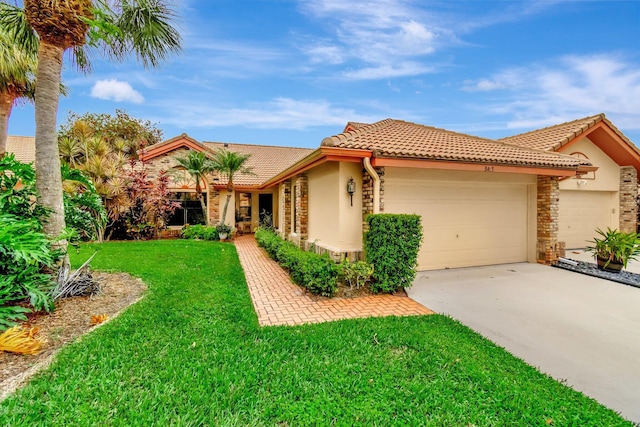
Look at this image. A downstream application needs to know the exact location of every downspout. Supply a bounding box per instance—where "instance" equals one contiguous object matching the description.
[363,156,380,214]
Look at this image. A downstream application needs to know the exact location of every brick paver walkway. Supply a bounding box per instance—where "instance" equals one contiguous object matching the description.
[235,235,433,326]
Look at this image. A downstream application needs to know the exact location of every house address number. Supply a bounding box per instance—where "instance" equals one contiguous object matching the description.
[484,166,494,172]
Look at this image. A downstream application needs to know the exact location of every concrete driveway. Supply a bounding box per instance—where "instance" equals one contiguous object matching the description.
[407,261,640,423]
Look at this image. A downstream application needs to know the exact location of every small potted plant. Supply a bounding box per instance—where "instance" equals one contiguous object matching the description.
[586,228,640,273]
[216,224,232,241]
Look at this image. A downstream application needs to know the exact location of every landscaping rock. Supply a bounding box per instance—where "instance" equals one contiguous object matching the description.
[553,258,640,289]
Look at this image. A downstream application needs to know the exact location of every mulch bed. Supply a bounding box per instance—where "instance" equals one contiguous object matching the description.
[553,258,640,289]
[0,272,147,401]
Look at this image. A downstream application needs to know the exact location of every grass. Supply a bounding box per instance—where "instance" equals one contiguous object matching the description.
[0,240,632,426]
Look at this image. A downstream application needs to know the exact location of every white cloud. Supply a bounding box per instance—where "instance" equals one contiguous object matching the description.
[297,0,562,81]
[307,45,344,64]
[90,79,144,104]
[158,97,379,130]
[298,0,448,79]
[180,40,289,79]
[343,62,434,80]
[462,78,508,92]
[463,54,640,131]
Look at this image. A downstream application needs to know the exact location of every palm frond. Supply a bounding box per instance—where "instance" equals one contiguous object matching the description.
[113,0,182,68]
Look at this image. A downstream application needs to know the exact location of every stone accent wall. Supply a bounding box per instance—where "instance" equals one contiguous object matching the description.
[281,181,292,236]
[208,189,220,224]
[536,176,564,264]
[144,147,189,181]
[144,147,219,226]
[293,174,308,243]
[619,166,638,233]
[361,166,385,232]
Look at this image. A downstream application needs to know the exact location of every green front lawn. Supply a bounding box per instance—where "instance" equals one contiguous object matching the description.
[0,240,631,426]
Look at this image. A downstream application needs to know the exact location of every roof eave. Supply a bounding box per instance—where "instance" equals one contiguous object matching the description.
[558,120,640,174]
[371,157,580,177]
[139,134,214,161]
[261,147,373,188]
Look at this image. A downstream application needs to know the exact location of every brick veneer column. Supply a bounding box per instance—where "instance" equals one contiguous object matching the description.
[281,180,291,236]
[619,166,638,233]
[361,166,385,232]
[537,176,562,264]
[208,189,220,224]
[295,174,308,243]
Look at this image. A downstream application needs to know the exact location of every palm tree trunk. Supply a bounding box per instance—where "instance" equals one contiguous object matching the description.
[199,194,208,226]
[0,92,12,157]
[34,41,66,249]
[220,189,232,225]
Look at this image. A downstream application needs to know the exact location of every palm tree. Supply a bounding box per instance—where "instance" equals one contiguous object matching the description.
[2,0,181,247]
[0,5,38,156]
[173,151,217,225]
[212,150,254,226]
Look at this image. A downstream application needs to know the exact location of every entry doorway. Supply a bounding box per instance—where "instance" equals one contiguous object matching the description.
[259,194,274,228]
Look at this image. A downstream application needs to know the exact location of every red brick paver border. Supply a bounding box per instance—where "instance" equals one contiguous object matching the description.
[234,235,433,326]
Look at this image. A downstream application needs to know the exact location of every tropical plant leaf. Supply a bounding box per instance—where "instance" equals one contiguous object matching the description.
[0,326,44,355]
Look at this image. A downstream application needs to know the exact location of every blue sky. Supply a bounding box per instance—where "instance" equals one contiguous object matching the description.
[8,0,640,148]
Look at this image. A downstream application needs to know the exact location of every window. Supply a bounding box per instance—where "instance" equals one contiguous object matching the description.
[167,192,207,226]
[236,192,252,223]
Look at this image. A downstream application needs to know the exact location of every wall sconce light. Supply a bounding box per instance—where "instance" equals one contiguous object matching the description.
[347,177,356,206]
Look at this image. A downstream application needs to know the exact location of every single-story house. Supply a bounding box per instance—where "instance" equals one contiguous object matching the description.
[7,113,640,271]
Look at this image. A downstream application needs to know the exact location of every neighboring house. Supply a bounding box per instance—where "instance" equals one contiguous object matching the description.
[500,114,640,249]
[139,134,314,231]
[7,113,640,271]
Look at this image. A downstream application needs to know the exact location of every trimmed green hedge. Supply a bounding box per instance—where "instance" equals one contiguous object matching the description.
[181,225,219,240]
[365,214,423,293]
[255,228,339,296]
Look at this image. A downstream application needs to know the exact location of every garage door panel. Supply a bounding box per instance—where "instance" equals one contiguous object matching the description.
[559,190,615,249]
[386,179,528,270]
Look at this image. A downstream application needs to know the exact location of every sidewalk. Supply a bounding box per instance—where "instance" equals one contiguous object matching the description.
[234,235,432,326]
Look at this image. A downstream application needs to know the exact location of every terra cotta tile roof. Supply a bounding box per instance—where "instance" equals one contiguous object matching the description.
[321,119,587,169]
[5,136,35,163]
[203,141,314,186]
[498,114,604,151]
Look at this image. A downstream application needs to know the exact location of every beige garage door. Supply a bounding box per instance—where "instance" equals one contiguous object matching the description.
[559,190,616,249]
[385,176,529,270]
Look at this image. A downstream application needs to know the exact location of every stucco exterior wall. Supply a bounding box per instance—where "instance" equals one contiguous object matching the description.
[337,161,364,250]
[306,161,364,255]
[558,137,621,191]
[307,163,340,248]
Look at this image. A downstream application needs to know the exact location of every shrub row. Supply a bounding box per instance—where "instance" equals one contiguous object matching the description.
[181,225,219,241]
[255,228,338,296]
[365,214,423,293]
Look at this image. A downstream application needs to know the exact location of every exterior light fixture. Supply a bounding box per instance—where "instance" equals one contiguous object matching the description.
[347,177,356,206]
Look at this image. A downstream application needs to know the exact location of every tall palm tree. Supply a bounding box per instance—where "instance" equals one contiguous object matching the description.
[212,150,254,226]
[173,151,217,225]
[0,5,38,156]
[2,0,181,248]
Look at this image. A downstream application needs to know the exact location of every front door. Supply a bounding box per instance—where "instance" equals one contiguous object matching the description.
[258,194,274,228]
